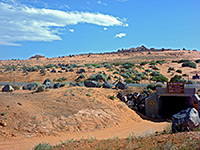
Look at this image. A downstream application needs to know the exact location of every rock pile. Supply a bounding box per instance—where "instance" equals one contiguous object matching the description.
[172,107,200,133]
[117,91,151,113]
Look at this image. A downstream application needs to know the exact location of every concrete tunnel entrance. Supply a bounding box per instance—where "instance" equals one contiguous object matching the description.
[145,87,200,119]
[159,96,191,119]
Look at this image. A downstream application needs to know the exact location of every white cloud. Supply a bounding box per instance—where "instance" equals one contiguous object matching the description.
[97,1,107,6]
[0,2,127,46]
[114,33,126,38]
[69,29,74,32]
[104,27,107,30]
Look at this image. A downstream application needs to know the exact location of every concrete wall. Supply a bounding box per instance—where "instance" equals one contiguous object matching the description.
[145,88,200,119]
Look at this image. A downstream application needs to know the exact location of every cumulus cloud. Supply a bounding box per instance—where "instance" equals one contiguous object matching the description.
[114,33,126,38]
[0,2,127,46]
[69,29,74,32]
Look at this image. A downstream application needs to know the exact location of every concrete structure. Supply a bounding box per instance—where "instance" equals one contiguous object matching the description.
[145,88,200,119]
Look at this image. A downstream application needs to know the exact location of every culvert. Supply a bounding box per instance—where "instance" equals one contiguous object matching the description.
[145,87,200,119]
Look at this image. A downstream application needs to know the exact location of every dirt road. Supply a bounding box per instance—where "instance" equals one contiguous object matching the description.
[0,120,168,150]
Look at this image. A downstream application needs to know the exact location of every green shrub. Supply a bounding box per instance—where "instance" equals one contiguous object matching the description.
[147,83,156,90]
[132,76,141,81]
[176,69,182,73]
[151,75,168,82]
[149,61,156,65]
[44,64,55,68]
[86,93,92,97]
[113,71,120,75]
[37,85,46,92]
[152,66,159,70]
[124,79,135,83]
[182,74,188,77]
[53,77,67,82]
[172,60,178,63]
[34,143,52,150]
[85,63,99,68]
[112,62,121,66]
[150,71,161,76]
[178,59,190,63]
[145,69,151,72]
[108,95,115,100]
[11,84,20,90]
[182,62,196,69]
[170,75,186,82]
[121,72,132,79]
[140,61,148,66]
[121,62,135,69]
[156,60,165,65]
[195,59,200,63]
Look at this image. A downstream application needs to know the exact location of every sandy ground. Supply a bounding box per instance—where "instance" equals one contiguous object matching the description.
[1,49,200,150]
[0,121,168,150]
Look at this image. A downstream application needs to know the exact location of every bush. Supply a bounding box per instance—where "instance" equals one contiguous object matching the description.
[108,95,115,100]
[37,85,46,92]
[176,69,182,73]
[86,93,92,97]
[195,59,200,63]
[182,74,188,77]
[147,83,156,90]
[121,72,132,79]
[34,143,52,150]
[44,64,55,68]
[170,75,186,82]
[121,62,135,69]
[10,84,20,90]
[132,76,142,81]
[182,62,196,69]
[150,71,161,76]
[156,60,165,65]
[124,79,135,83]
[152,66,159,70]
[178,59,190,63]
[151,75,168,82]
[140,61,148,66]
[172,60,178,63]
[149,61,156,65]
[53,77,67,82]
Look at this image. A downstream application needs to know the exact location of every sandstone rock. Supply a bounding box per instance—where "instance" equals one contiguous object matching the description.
[84,81,99,87]
[2,84,14,92]
[172,108,200,133]
[22,83,36,90]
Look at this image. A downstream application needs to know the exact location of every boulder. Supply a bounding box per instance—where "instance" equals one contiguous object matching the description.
[172,107,200,133]
[84,81,99,87]
[50,69,56,73]
[43,78,52,88]
[22,83,36,90]
[53,83,61,89]
[77,68,86,73]
[2,85,14,92]
[69,68,74,72]
[115,81,127,89]
[103,81,113,89]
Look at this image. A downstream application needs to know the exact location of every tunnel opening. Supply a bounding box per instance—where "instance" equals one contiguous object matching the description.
[159,96,192,119]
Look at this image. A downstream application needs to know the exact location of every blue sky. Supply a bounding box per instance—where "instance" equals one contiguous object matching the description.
[0,0,200,60]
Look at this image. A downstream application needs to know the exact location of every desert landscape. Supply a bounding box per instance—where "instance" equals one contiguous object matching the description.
[0,46,200,150]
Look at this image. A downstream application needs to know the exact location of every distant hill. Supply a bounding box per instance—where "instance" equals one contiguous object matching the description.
[29,54,45,59]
